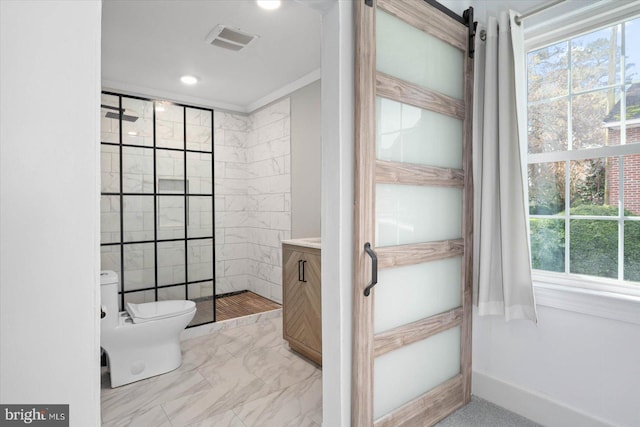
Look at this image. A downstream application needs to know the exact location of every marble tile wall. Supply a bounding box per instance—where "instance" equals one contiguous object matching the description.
[214,111,251,296]
[214,99,291,303]
[245,98,291,303]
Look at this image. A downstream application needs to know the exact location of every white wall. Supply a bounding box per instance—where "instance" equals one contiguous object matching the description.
[321,1,354,426]
[473,306,640,426]
[291,80,322,238]
[438,0,473,16]
[0,1,101,426]
[470,0,547,21]
[469,1,640,426]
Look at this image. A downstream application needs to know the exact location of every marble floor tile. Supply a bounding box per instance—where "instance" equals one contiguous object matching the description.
[102,313,322,426]
[185,410,246,427]
[180,343,234,373]
[101,405,171,427]
[101,368,212,423]
[233,373,322,427]
[162,356,279,426]
[219,317,283,356]
[182,326,236,352]
[242,344,319,390]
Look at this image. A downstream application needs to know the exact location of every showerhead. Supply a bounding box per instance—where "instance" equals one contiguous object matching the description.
[101,104,139,122]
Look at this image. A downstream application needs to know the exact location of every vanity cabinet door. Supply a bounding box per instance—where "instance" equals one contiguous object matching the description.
[282,245,322,365]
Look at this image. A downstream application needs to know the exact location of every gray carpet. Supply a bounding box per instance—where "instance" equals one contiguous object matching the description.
[435,396,542,427]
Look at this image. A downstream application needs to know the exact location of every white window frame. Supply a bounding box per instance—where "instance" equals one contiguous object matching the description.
[523,0,640,324]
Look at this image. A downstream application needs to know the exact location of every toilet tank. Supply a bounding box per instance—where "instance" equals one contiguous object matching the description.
[100,270,120,328]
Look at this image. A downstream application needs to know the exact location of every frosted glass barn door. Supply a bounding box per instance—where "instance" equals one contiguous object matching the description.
[353,0,474,426]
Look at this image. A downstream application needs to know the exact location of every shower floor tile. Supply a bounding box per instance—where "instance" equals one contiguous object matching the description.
[101,314,322,426]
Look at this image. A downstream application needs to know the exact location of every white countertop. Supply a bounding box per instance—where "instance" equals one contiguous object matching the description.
[282,237,321,250]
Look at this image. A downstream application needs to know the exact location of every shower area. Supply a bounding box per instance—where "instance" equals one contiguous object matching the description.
[100,91,288,326]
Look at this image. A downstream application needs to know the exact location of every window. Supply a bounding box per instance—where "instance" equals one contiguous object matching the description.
[526,16,640,289]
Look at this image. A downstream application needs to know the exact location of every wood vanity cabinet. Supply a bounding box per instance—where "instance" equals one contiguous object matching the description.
[282,242,321,365]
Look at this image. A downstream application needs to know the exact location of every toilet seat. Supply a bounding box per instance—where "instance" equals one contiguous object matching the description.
[126,300,196,324]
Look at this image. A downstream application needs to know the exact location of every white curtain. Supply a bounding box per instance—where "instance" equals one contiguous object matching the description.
[472,10,537,322]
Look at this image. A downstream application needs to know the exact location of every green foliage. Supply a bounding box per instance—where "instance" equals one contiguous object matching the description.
[530,218,564,272]
[531,205,640,281]
[569,205,618,279]
[624,222,640,281]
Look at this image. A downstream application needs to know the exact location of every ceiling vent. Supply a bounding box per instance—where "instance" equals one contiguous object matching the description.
[205,25,258,51]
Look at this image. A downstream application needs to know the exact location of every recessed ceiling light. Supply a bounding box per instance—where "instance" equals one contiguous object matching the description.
[180,75,198,85]
[257,0,281,10]
[127,131,138,136]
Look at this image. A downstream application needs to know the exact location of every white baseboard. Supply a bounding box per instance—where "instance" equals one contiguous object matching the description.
[472,370,613,427]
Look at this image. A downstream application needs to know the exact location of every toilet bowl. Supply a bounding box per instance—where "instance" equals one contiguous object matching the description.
[100,271,196,387]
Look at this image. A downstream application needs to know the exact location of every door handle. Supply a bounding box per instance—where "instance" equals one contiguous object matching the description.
[363,242,378,296]
[298,259,307,283]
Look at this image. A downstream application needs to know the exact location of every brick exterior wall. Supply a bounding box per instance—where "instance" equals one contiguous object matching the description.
[606,126,640,215]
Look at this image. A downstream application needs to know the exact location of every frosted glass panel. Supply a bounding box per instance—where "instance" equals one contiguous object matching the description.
[376,97,462,168]
[375,257,461,333]
[377,9,464,99]
[376,184,462,246]
[374,327,460,419]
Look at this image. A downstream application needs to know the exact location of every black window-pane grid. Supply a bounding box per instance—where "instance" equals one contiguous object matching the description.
[102,193,213,197]
[102,90,214,111]
[100,236,214,247]
[211,108,216,323]
[183,106,189,301]
[121,278,214,294]
[101,141,212,155]
[102,91,215,326]
[118,95,125,310]
[153,101,158,301]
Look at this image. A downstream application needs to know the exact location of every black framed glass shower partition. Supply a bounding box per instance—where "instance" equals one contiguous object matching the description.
[100,91,215,327]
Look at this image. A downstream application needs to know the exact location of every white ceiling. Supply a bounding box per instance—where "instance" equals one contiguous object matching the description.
[102,0,323,112]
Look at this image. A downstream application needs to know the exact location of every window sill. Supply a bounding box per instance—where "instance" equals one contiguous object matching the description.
[533,271,640,325]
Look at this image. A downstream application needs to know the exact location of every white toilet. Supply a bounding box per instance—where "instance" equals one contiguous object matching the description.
[100,271,196,387]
